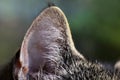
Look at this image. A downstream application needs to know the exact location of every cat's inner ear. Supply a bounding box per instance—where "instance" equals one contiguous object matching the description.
[19,6,84,75]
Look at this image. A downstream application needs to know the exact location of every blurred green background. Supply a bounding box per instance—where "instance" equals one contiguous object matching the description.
[0,0,120,65]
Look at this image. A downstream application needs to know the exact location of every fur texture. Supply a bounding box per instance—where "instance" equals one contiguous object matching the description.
[0,6,120,80]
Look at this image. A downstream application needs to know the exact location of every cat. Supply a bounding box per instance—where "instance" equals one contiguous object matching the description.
[0,5,120,80]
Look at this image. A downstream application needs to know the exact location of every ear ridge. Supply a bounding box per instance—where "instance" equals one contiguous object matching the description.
[52,7,85,59]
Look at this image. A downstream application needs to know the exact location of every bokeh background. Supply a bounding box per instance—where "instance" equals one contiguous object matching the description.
[0,0,120,65]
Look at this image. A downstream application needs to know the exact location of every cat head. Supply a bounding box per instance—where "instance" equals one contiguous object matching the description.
[13,6,84,80]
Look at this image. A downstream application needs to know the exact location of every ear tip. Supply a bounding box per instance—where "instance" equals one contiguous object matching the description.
[43,6,67,21]
[44,5,63,14]
[49,6,62,11]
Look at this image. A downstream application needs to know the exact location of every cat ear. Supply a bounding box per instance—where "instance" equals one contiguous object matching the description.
[16,6,84,77]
